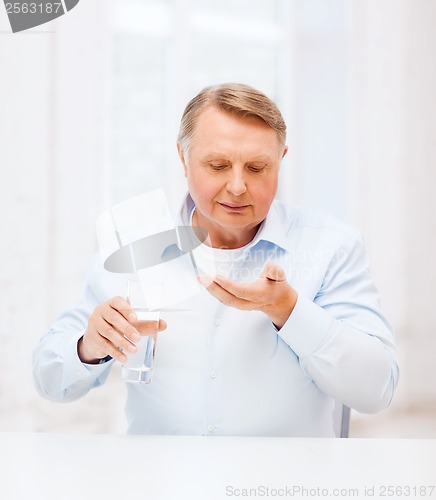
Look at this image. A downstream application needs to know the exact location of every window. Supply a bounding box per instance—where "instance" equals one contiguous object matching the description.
[109,0,292,209]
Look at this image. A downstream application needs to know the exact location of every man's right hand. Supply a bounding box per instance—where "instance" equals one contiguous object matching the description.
[77,296,166,364]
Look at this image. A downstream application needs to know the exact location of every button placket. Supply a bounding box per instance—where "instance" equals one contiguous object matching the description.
[204,301,225,436]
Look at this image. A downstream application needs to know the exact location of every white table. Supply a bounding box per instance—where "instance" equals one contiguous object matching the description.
[1,433,435,500]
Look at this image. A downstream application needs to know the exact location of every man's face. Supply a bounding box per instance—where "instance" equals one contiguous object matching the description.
[178,106,287,248]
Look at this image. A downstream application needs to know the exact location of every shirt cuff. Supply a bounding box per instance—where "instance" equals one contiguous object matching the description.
[59,330,114,389]
[277,294,337,358]
[99,355,113,364]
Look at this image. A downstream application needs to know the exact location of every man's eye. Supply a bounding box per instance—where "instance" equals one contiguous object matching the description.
[248,166,265,173]
[210,164,227,170]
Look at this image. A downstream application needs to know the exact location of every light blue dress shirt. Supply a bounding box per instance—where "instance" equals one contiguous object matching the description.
[33,194,399,437]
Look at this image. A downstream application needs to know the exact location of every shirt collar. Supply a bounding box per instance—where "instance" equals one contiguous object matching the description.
[250,201,289,252]
[176,192,196,226]
[175,192,289,253]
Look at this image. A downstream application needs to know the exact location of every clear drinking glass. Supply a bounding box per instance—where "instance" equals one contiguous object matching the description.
[122,279,164,384]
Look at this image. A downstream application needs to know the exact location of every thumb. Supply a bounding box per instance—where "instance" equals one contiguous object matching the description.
[261,262,286,282]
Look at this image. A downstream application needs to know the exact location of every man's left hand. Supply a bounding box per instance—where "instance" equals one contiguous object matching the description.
[197,262,298,329]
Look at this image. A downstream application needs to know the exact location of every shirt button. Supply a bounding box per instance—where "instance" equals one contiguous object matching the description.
[210,371,217,379]
[207,424,215,433]
[214,318,221,326]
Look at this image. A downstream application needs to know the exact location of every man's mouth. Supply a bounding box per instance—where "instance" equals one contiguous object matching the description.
[219,202,250,212]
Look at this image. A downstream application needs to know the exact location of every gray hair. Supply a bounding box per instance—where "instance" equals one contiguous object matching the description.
[177,83,287,155]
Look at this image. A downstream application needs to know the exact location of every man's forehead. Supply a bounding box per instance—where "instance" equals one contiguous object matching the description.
[192,106,279,144]
[195,105,268,127]
[183,105,284,161]
[201,151,276,163]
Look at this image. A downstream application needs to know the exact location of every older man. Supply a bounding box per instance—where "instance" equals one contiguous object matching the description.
[33,83,399,436]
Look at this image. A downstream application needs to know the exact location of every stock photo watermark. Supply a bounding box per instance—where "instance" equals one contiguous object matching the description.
[2,0,79,32]
[225,484,436,498]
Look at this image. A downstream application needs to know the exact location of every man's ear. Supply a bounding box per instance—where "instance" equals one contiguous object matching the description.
[282,145,289,159]
[177,143,188,177]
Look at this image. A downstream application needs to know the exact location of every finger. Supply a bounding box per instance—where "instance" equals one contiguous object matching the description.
[109,296,138,322]
[101,304,140,343]
[94,316,139,355]
[212,275,258,301]
[203,279,255,310]
[261,262,286,282]
[196,274,214,289]
[91,326,128,364]
[135,318,168,336]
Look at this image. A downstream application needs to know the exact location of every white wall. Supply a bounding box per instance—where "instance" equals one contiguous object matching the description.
[347,0,436,417]
[0,1,125,433]
[0,22,52,430]
[287,0,350,219]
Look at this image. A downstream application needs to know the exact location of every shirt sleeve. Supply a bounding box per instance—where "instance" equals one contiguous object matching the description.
[277,231,399,414]
[32,281,114,402]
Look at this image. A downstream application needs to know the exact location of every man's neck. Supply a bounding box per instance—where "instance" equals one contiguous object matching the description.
[192,209,259,249]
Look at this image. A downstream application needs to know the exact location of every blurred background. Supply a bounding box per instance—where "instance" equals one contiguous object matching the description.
[0,0,435,437]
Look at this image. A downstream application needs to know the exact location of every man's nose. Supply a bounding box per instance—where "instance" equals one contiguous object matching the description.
[226,170,247,196]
